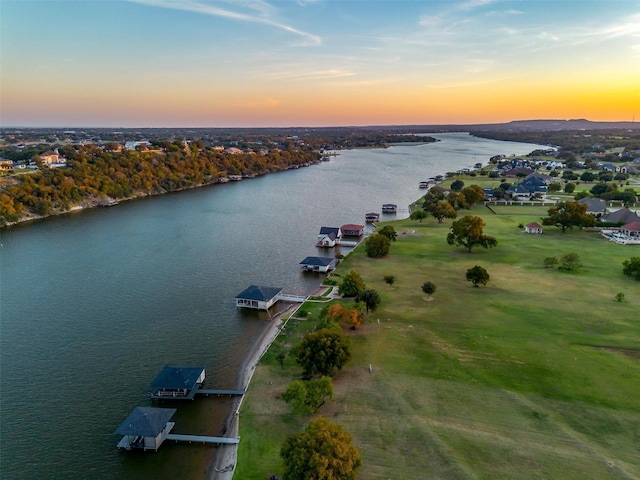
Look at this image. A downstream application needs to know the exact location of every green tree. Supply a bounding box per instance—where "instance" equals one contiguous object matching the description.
[296,329,351,377]
[542,201,595,233]
[447,215,498,252]
[339,270,365,297]
[543,256,559,268]
[364,232,390,258]
[547,182,562,192]
[466,265,490,287]
[580,171,595,182]
[280,417,362,480]
[356,288,381,314]
[559,252,582,271]
[564,183,576,193]
[409,209,428,223]
[383,274,395,286]
[622,257,640,280]
[428,200,457,223]
[421,281,436,298]
[378,225,397,242]
[451,179,465,191]
[281,377,333,415]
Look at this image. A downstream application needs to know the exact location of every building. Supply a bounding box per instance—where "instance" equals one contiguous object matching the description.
[317,227,342,247]
[149,365,206,400]
[525,222,543,234]
[340,224,364,237]
[299,256,337,273]
[578,197,607,216]
[235,285,283,310]
[382,204,397,213]
[601,208,640,225]
[115,407,176,451]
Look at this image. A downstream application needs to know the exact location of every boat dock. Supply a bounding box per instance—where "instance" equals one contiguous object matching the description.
[196,389,245,397]
[166,433,240,445]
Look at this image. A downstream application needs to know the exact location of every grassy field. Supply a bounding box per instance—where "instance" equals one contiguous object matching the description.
[236,206,640,479]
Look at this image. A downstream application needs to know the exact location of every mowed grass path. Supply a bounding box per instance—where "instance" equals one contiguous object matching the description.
[237,206,640,479]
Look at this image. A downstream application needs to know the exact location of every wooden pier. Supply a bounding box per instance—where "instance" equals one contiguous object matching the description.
[196,389,245,397]
[166,433,240,445]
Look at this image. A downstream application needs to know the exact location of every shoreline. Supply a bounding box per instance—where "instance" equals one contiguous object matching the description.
[208,299,308,480]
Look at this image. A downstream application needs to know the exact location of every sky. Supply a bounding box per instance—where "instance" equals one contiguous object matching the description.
[1,0,639,127]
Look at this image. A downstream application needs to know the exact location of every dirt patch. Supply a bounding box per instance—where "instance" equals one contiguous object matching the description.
[591,346,640,360]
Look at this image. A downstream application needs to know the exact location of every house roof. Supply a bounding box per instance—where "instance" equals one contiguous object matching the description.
[602,208,640,224]
[115,407,176,437]
[578,197,606,212]
[526,222,543,229]
[235,285,283,301]
[319,227,340,235]
[149,365,205,391]
[340,224,364,232]
[300,256,335,267]
[622,221,640,232]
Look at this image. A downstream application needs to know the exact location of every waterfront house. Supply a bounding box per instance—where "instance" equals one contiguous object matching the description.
[601,208,640,225]
[525,222,543,234]
[115,406,176,451]
[300,256,337,273]
[340,224,364,237]
[235,285,283,310]
[317,227,342,247]
[578,198,607,217]
[149,365,206,400]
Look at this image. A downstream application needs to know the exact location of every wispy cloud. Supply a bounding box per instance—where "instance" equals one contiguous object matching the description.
[261,69,355,81]
[127,0,322,45]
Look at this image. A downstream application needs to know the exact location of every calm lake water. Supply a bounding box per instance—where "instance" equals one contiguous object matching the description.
[0,133,548,479]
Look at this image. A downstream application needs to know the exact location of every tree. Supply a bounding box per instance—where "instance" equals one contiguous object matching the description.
[409,209,428,223]
[466,265,490,287]
[547,182,562,192]
[451,179,465,191]
[580,171,595,182]
[622,257,640,280]
[378,225,397,242]
[421,281,436,298]
[282,377,333,415]
[339,270,365,297]
[364,232,390,258]
[327,303,364,329]
[447,215,498,252]
[564,183,575,193]
[281,417,362,480]
[542,201,595,233]
[356,288,381,314]
[383,274,395,286]
[543,256,558,268]
[461,185,485,206]
[428,200,457,223]
[296,329,351,377]
[559,252,582,271]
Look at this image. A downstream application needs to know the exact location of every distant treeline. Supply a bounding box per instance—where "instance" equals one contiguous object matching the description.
[0,144,319,225]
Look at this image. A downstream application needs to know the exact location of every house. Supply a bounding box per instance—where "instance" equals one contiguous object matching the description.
[149,365,206,400]
[507,173,548,200]
[115,406,176,451]
[39,150,59,164]
[578,197,607,216]
[317,227,342,247]
[340,224,364,237]
[601,208,640,225]
[299,256,337,273]
[524,222,543,234]
[0,159,14,171]
[235,285,283,310]
[621,221,640,240]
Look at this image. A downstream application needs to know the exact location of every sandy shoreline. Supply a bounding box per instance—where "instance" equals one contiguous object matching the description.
[208,299,307,480]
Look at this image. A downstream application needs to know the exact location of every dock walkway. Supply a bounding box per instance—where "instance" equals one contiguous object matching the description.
[196,389,245,397]
[166,434,239,445]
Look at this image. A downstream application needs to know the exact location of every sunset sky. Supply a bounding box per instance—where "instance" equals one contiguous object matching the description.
[1,0,639,127]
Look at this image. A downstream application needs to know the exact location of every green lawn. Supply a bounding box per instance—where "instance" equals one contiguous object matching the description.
[237,206,640,479]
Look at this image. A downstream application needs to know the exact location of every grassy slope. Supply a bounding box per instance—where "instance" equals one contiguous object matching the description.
[237,206,640,480]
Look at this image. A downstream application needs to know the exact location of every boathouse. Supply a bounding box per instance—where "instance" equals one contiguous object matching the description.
[149,365,206,400]
[235,285,283,310]
[317,227,342,247]
[300,256,337,273]
[365,212,380,223]
[115,406,176,451]
[340,224,364,237]
[382,204,397,213]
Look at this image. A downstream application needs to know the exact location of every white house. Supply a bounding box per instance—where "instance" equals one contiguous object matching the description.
[525,222,543,234]
[317,227,342,247]
[299,256,337,273]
